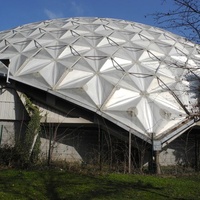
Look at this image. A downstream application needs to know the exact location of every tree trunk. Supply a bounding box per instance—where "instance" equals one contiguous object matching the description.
[29,131,38,158]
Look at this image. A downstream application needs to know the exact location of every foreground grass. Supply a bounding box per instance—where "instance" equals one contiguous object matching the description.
[0,169,200,200]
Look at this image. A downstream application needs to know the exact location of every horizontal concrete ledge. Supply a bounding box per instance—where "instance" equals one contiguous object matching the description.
[40,116,92,124]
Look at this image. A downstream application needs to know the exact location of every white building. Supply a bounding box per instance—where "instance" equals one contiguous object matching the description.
[0,17,200,169]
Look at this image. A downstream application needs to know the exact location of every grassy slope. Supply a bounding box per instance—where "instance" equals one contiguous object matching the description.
[0,169,200,200]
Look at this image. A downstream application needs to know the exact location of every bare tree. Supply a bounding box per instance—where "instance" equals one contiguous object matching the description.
[152,0,200,43]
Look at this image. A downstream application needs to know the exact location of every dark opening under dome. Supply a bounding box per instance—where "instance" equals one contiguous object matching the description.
[0,17,200,145]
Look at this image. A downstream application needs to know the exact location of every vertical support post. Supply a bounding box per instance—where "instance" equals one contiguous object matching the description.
[155,150,161,174]
[128,131,132,173]
[98,125,102,171]
[148,133,154,173]
[0,125,3,145]
[150,133,161,174]
[195,132,200,171]
[47,124,53,166]
[6,66,10,83]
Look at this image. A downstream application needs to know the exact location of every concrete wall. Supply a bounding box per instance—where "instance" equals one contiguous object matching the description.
[40,138,82,162]
[0,88,28,120]
[0,121,28,147]
[0,122,16,147]
[0,122,83,163]
[160,131,196,166]
[0,121,198,166]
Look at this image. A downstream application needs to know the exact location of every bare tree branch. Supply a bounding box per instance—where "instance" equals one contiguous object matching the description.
[151,0,200,43]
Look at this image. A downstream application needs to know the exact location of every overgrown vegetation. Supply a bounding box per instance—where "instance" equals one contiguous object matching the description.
[0,168,199,200]
[0,95,42,168]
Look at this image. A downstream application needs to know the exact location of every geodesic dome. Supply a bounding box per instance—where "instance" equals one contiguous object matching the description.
[0,17,200,144]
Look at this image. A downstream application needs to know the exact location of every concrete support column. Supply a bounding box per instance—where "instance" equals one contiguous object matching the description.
[148,150,161,174]
[155,150,161,174]
[149,137,162,174]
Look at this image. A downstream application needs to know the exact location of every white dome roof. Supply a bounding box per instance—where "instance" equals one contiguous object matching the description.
[0,17,200,141]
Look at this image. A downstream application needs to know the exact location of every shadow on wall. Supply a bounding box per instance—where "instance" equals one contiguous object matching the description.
[172,131,196,166]
[160,130,198,167]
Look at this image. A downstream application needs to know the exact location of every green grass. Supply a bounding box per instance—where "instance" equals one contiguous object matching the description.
[0,169,200,200]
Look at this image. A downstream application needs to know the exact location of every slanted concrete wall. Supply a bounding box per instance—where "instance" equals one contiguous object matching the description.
[0,122,15,147]
[0,122,83,163]
[40,138,82,162]
[0,121,26,147]
[0,88,28,121]
[160,132,196,166]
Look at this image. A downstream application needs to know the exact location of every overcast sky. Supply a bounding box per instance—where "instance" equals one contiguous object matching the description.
[1,0,174,31]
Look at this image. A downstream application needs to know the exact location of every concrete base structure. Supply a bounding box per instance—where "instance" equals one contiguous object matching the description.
[0,120,199,168]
